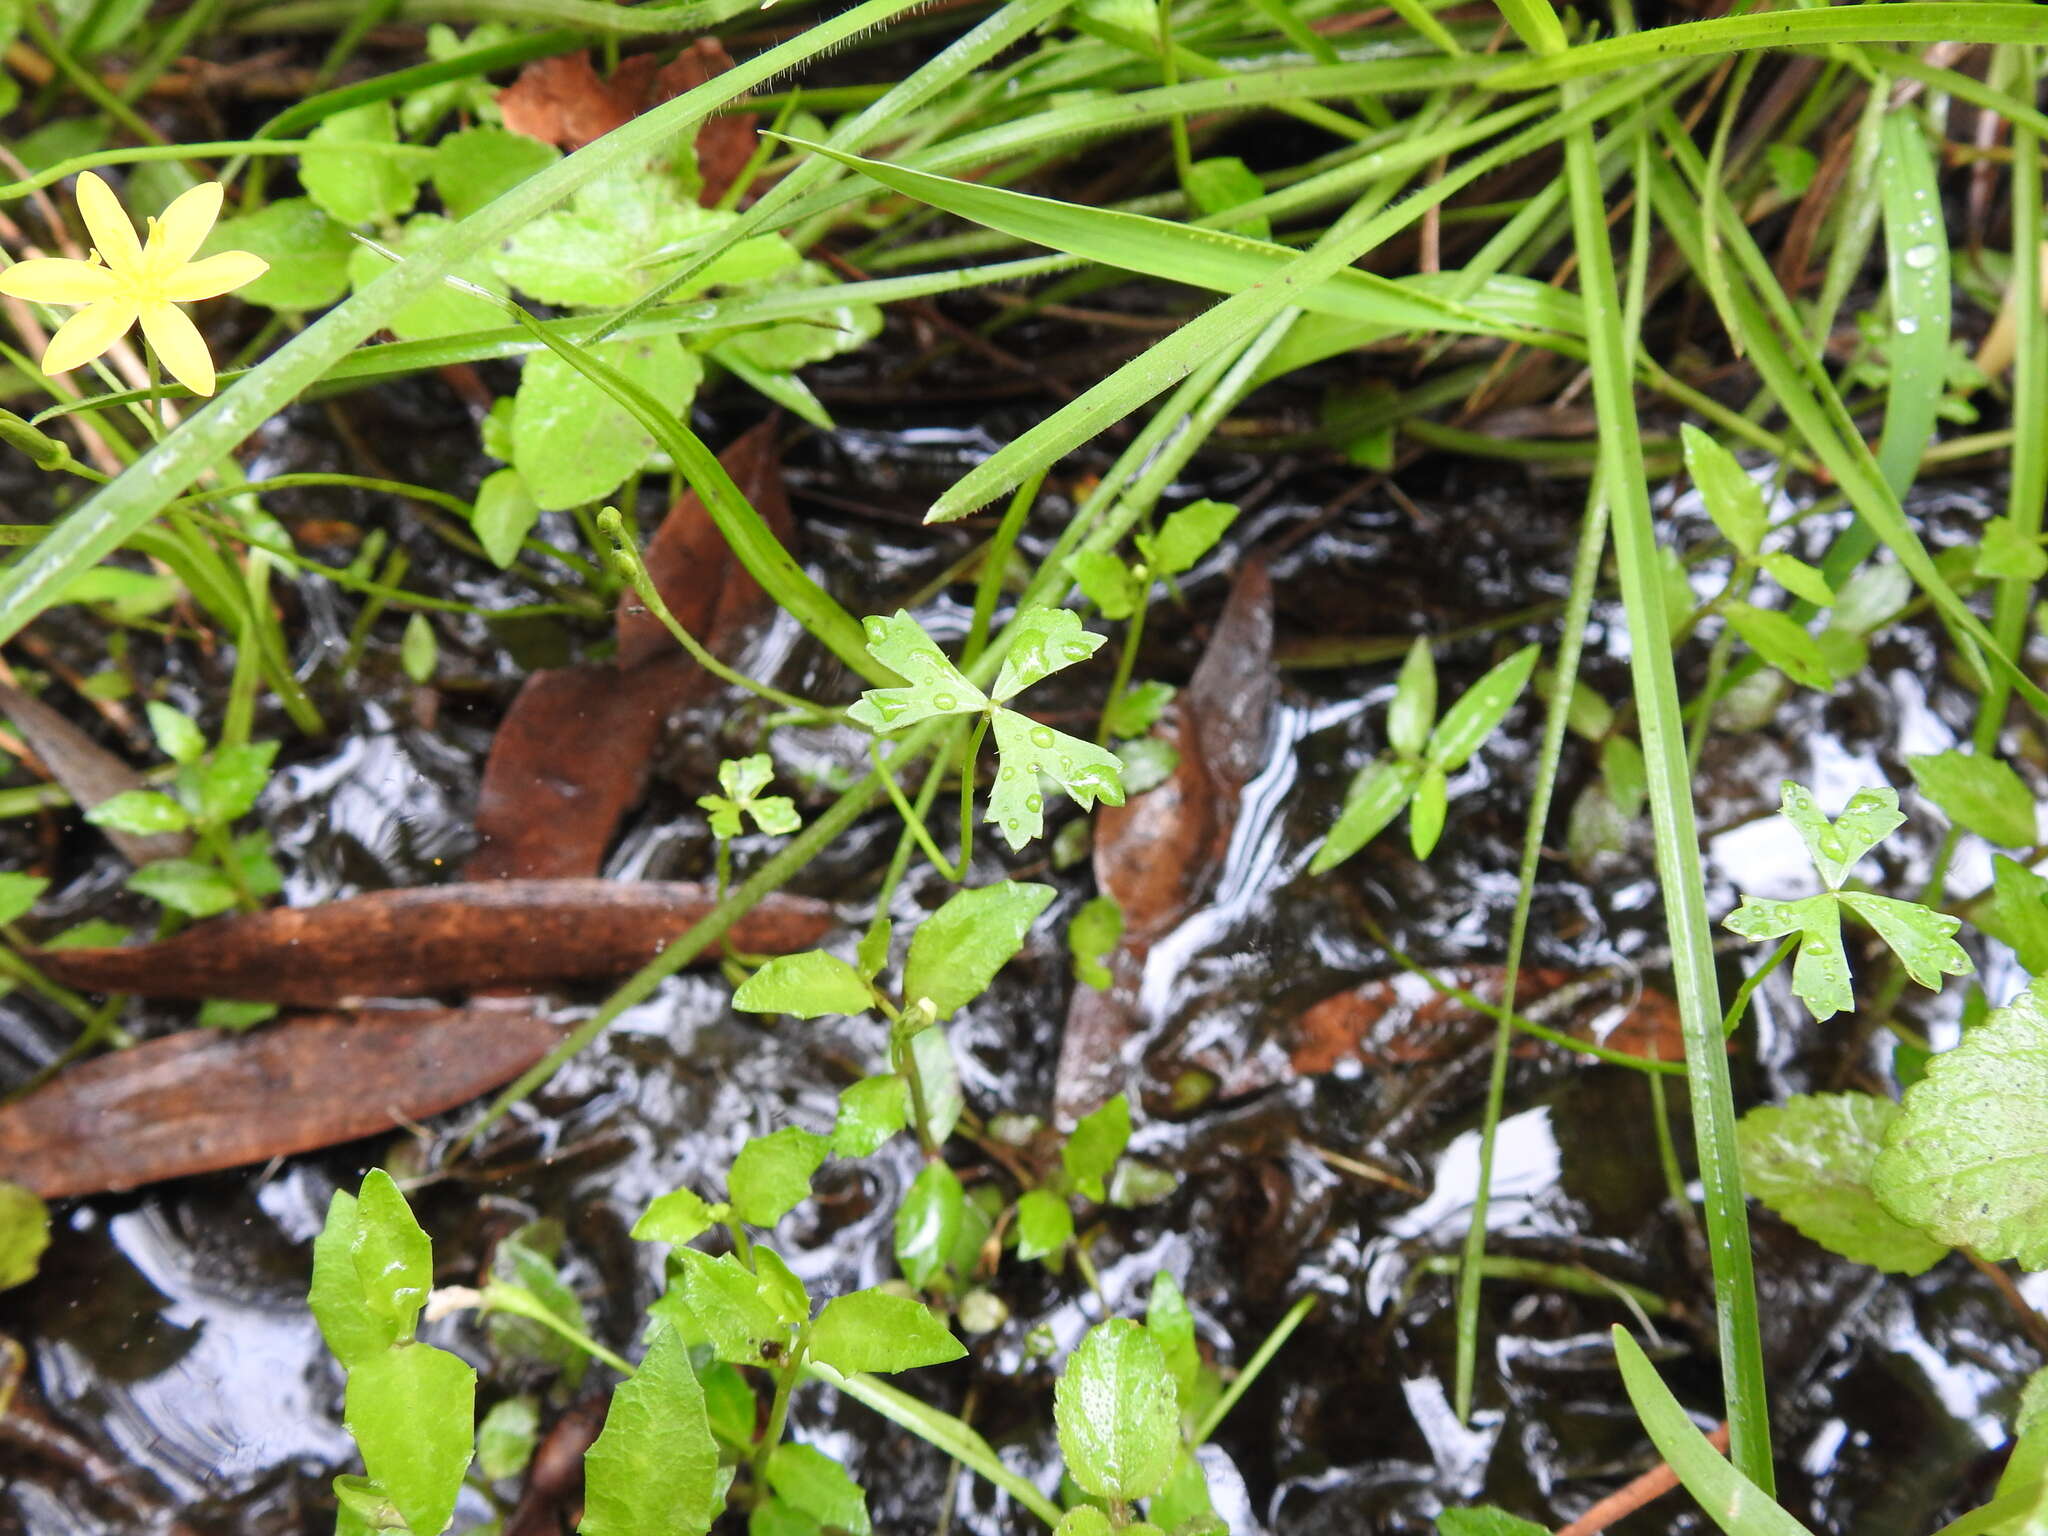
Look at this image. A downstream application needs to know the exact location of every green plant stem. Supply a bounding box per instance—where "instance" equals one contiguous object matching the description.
[478,1282,634,1377]
[871,741,964,884]
[1191,1294,1316,1446]
[1417,1254,1672,1318]
[1567,87,1770,1487]
[752,1343,808,1488]
[965,472,1042,668]
[1723,936,1797,1038]
[597,509,833,719]
[21,7,176,155]
[1453,470,1610,1422]
[1095,602,1148,748]
[804,1363,1065,1527]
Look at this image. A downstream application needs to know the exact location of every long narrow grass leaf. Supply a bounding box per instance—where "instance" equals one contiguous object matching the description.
[1490,5,2048,90]
[1563,85,1771,1488]
[1612,1329,1815,1536]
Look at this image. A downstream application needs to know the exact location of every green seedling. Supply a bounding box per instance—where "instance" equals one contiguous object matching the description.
[1310,639,1540,873]
[849,608,1126,852]
[83,701,281,919]
[1722,780,1971,1021]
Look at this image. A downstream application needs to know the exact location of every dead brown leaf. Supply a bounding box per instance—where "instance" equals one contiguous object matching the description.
[1054,559,1276,1122]
[497,41,757,205]
[0,1003,567,1198]
[0,682,190,866]
[27,879,835,1006]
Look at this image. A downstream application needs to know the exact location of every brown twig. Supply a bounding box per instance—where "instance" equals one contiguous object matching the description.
[1555,1421,1731,1536]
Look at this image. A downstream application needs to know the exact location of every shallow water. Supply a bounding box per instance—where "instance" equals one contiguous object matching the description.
[1,389,2037,1535]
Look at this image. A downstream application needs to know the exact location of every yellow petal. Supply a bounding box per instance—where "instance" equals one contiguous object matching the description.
[74,172,142,276]
[40,298,139,376]
[138,301,215,395]
[161,249,268,302]
[0,256,120,304]
[149,181,225,274]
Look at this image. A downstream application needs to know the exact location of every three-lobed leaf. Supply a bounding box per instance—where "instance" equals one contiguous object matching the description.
[986,709,1126,849]
[846,611,988,731]
[1777,781,1903,891]
[1724,895,1853,1021]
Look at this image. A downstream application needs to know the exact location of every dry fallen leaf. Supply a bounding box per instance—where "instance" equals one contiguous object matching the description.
[28,879,836,1005]
[0,1003,567,1198]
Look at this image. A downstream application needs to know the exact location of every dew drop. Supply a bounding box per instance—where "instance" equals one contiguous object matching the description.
[933,692,957,711]
[1030,726,1055,748]
[1025,794,1042,813]
[1896,316,1919,335]
[1902,243,1938,270]
[1000,765,1016,781]
[863,616,888,642]
[1005,818,1020,831]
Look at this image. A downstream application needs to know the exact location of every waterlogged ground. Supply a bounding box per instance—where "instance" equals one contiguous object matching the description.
[1,383,2038,1533]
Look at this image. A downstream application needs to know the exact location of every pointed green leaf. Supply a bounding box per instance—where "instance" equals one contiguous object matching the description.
[1840,892,1972,992]
[673,1249,800,1364]
[832,1075,910,1158]
[473,467,540,569]
[1310,757,1422,875]
[352,1170,434,1338]
[1982,856,2048,974]
[1426,643,1539,770]
[1776,781,1903,890]
[632,1188,722,1247]
[902,881,1056,1020]
[1136,499,1238,577]
[1435,1509,1551,1536]
[765,1443,871,1536]
[1725,894,1853,1021]
[846,611,988,732]
[1014,1189,1074,1261]
[987,709,1127,848]
[1907,751,2039,849]
[145,702,205,765]
[1759,552,1835,608]
[1067,550,1141,621]
[1725,602,1835,690]
[1062,1093,1130,1201]
[582,1323,722,1536]
[1387,637,1435,760]
[86,790,190,835]
[1408,763,1449,859]
[1681,423,1768,558]
[808,1289,966,1374]
[196,740,278,824]
[1054,1319,1180,1503]
[1104,680,1173,740]
[895,1161,964,1289]
[993,607,1107,701]
[1875,978,2048,1269]
[0,872,47,928]
[0,1181,49,1291]
[310,1191,397,1369]
[1736,1093,1947,1274]
[729,1127,829,1227]
[1069,895,1123,991]
[343,1342,476,1536]
[733,951,874,1019]
[1145,1271,1199,1405]
[477,1394,540,1483]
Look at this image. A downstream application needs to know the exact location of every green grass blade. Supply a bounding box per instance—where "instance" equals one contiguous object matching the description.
[927,68,1657,520]
[1612,1328,1816,1536]
[778,134,1582,343]
[1875,111,1952,495]
[0,0,932,650]
[1490,0,1567,57]
[1564,87,1771,1489]
[1489,5,2048,90]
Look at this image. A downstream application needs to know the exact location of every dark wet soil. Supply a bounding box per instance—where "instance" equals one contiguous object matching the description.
[2,273,2040,1536]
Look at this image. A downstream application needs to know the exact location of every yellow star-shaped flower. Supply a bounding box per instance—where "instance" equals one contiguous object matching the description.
[0,172,267,397]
